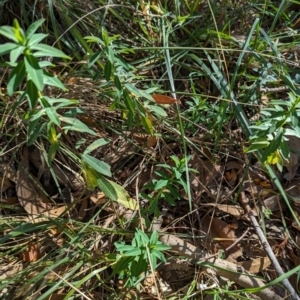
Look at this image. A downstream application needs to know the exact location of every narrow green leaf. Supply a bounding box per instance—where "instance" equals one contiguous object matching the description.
[25,19,45,39]
[28,33,48,46]
[7,61,26,95]
[0,26,18,42]
[60,116,97,136]
[45,107,60,126]
[30,44,71,59]
[84,138,110,155]
[82,153,111,177]
[0,43,17,56]
[24,54,44,91]
[10,46,25,64]
[104,60,112,81]
[26,80,39,109]
[42,71,67,90]
[123,248,142,257]
[28,120,46,145]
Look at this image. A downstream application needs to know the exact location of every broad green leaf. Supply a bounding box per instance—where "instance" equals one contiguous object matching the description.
[84,138,110,155]
[81,160,98,189]
[25,54,44,91]
[82,153,111,177]
[146,104,167,117]
[25,19,45,39]
[26,80,39,109]
[10,46,25,64]
[7,61,26,95]
[60,116,97,136]
[97,176,118,201]
[30,44,71,59]
[154,179,169,190]
[28,33,48,46]
[42,71,67,90]
[0,43,17,56]
[0,26,18,42]
[45,107,60,126]
[98,177,139,210]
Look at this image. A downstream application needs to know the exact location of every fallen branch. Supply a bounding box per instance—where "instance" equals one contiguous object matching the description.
[238,173,299,300]
[159,234,283,300]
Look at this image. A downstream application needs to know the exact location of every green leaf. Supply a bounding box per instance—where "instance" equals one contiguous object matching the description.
[149,230,158,245]
[154,179,168,190]
[42,71,67,90]
[81,160,98,189]
[48,141,60,164]
[10,46,25,64]
[104,60,112,81]
[0,43,18,56]
[26,80,39,109]
[124,83,153,101]
[28,120,46,145]
[60,116,97,136]
[45,107,60,126]
[30,44,71,59]
[82,153,112,177]
[0,26,18,43]
[7,61,26,95]
[84,138,110,154]
[28,33,48,46]
[25,19,45,39]
[123,248,142,257]
[24,54,44,91]
[97,176,118,201]
[97,177,139,210]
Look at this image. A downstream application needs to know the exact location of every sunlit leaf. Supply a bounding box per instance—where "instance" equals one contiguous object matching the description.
[82,153,111,177]
[24,54,44,91]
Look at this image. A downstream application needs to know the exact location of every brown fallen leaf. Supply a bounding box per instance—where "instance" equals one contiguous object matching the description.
[16,147,51,215]
[152,94,181,104]
[202,215,242,261]
[21,242,41,262]
[236,257,271,273]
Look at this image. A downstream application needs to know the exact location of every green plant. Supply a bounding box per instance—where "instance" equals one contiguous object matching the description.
[245,92,300,171]
[0,19,138,209]
[141,155,196,216]
[112,229,170,288]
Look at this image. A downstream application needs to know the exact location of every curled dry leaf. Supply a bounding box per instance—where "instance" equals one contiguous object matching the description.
[16,147,51,215]
[236,257,271,273]
[152,94,181,104]
[90,191,107,205]
[21,242,41,262]
[202,215,242,261]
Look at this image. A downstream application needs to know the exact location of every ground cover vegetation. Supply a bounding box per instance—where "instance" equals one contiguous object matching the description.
[1,0,300,299]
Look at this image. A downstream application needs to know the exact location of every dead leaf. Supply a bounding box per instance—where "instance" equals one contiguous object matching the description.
[152,94,181,104]
[16,147,51,215]
[90,191,107,205]
[202,215,241,261]
[21,242,41,262]
[236,257,271,273]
